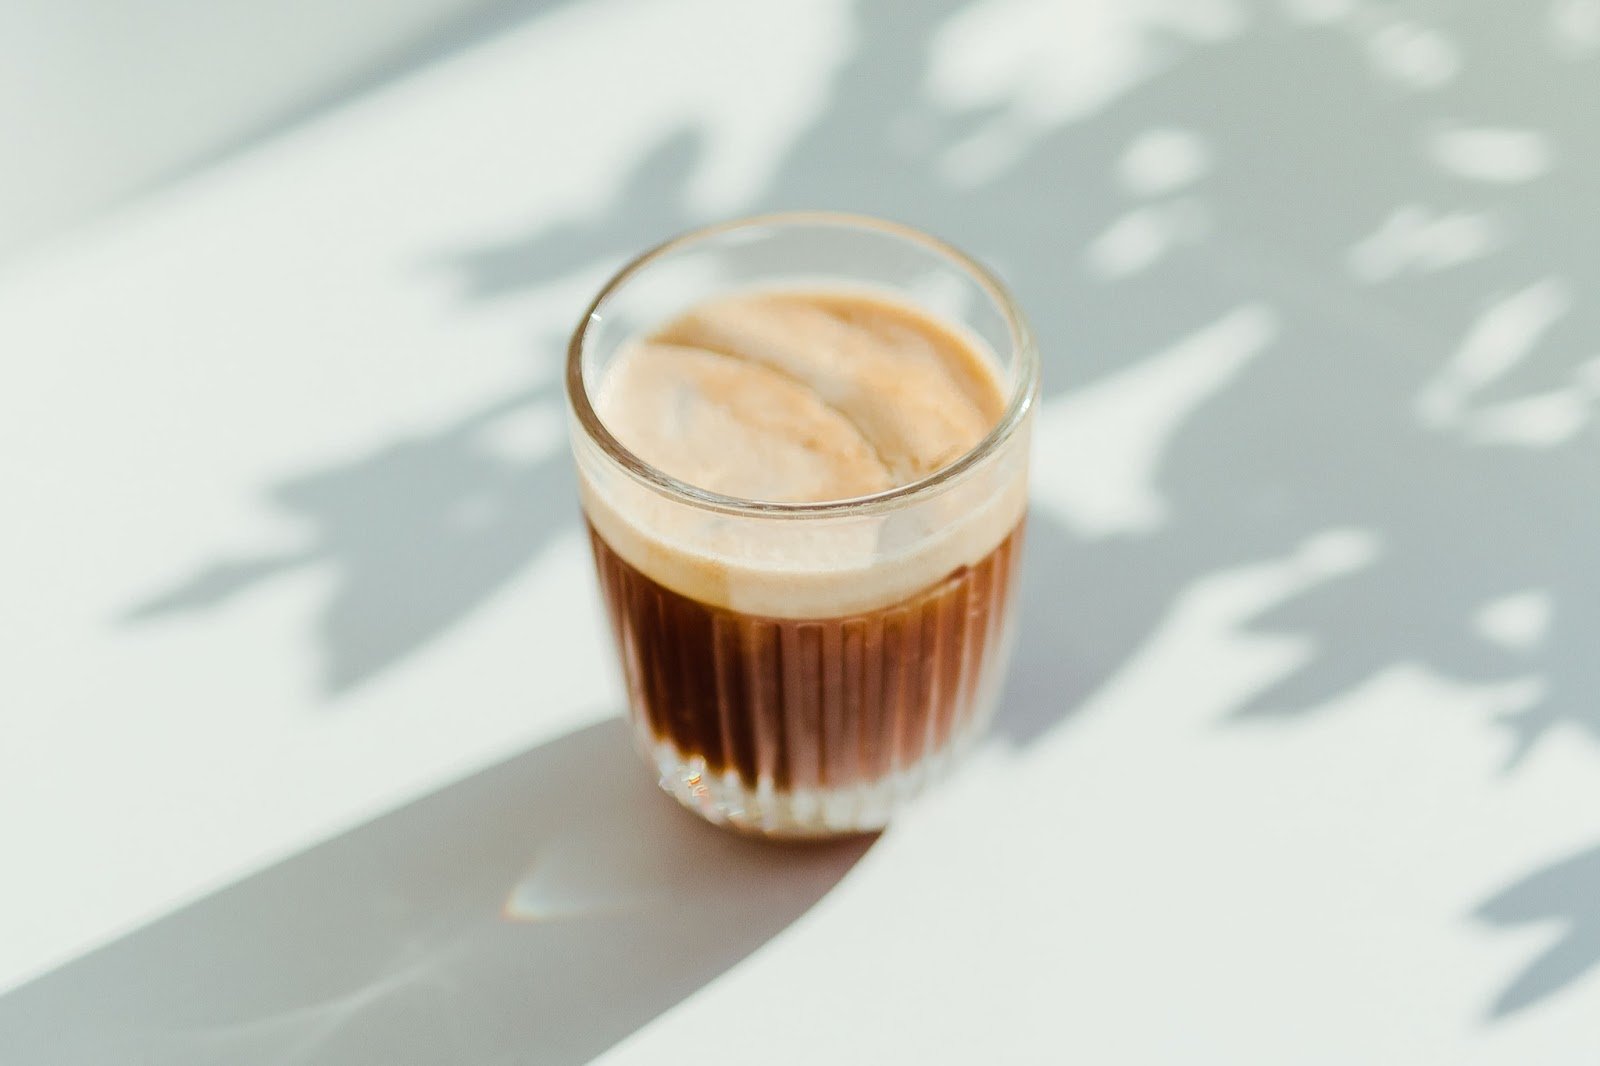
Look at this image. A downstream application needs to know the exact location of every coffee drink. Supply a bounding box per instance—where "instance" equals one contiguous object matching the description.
[576,282,1028,834]
[587,522,1022,796]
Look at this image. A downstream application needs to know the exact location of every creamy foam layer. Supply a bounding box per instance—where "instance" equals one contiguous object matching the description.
[581,287,1027,617]
[596,342,895,502]
[601,290,1003,499]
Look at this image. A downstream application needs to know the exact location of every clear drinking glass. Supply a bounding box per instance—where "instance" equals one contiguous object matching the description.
[566,212,1038,837]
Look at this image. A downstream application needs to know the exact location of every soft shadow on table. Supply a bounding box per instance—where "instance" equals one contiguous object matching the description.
[121,387,573,694]
[0,718,870,1065]
[1475,840,1600,1019]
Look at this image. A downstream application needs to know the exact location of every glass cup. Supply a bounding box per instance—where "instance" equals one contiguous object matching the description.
[566,212,1037,837]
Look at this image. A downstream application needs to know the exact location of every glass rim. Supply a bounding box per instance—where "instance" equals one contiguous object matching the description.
[565,210,1040,518]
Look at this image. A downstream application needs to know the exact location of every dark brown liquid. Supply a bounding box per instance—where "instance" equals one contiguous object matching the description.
[588,522,1024,793]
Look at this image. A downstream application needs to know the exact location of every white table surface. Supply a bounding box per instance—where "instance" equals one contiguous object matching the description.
[3,1,1598,1062]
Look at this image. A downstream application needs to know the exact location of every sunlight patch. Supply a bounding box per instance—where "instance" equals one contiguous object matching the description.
[1417,277,1570,428]
[1118,127,1213,196]
[1347,205,1500,282]
[1475,591,1554,652]
[1032,304,1278,536]
[1366,19,1462,90]
[1427,125,1554,184]
[1549,0,1600,57]
[927,0,1246,185]
[1084,200,1208,280]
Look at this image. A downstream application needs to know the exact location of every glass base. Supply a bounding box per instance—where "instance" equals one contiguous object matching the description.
[643,739,968,839]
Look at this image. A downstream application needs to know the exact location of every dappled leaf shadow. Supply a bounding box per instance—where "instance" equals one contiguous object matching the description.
[1476,840,1600,1018]
[124,387,568,693]
[105,0,1600,1044]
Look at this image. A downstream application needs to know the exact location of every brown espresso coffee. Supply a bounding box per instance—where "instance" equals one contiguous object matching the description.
[589,521,1022,793]
[581,287,1026,831]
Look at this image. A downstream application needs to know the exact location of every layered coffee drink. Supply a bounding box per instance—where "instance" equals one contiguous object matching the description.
[568,215,1035,836]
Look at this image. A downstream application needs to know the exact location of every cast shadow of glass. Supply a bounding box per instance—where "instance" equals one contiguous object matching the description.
[0,717,870,1065]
